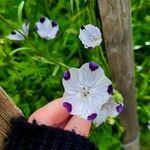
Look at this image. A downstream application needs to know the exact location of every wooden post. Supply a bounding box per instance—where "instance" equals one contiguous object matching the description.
[97,0,139,149]
[0,86,23,149]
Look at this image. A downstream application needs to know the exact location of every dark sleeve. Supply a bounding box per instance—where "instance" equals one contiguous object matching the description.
[4,117,99,150]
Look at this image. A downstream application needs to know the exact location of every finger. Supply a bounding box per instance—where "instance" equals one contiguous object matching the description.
[56,115,72,128]
[64,115,92,137]
[28,98,70,126]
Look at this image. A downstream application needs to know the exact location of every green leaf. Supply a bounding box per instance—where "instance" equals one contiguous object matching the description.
[75,0,80,11]
[18,1,25,24]
[52,65,60,76]
[9,47,30,56]
[70,0,74,13]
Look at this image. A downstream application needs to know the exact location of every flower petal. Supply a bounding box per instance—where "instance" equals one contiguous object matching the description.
[62,68,81,93]
[91,90,110,106]
[85,24,101,38]
[87,113,97,120]
[22,22,30,36]
[51,21,57,27]
[107,84,113,95]
[94,108,107,125]
[79,62,104,87]
[89,76,112,105]
[93,76,112,89]
[79,100,99,120]
[63,70,71,80]
[63,102,72,112]
[89,62,99,71]
[63,94,82,115]
[7,30,24,41]
[116,104,124,113]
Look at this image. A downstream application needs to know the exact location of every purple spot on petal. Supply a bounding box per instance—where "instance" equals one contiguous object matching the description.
[11,31,16,35]
[25,21,29,26]
[51,21,57,27]
[81,26,85,30]
[116,104,124,113]
[63,102,72,112]
[35,25,38,31]
[88,47,93,50]
[63,70,71,80]
[40,17,46,23]
[107,84,113,95]
[87,113,97,120]
[89,62,99,71]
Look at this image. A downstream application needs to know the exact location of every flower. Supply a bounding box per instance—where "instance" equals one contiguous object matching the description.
[7,22,29,40]
[94,97,124,125]
[35,16,59,40]
[62,62,112,123]
[79,24,102,49]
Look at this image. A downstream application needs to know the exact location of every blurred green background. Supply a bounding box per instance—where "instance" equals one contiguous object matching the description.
[0,0,150,149]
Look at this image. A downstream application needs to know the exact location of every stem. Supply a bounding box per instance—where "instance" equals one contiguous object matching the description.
[44,41,50,58]
[99,45,108,70]
[44,0,51,17]
[87,0,96,24]
[2,44,9,57]
[33,56,70,69]
[78,48,83,65]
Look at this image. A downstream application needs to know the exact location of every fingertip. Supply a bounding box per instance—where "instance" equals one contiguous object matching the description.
[28,98,71,126]
[28,111,45,125]
[64,115,92,137]
[28,115,33,123]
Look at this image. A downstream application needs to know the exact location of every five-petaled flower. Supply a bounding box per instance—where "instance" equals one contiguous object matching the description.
[7,22,29,40]
[35,16,59,40]
[94,97,124,125]
[79,24,102,49]
[62,62,113,124]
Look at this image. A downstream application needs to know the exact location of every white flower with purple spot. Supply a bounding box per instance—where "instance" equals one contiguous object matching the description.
[79,24,102,49]
[7,22,29,41]
[35,16,59,40]
[94,97,124,125]
[62,62,113,123]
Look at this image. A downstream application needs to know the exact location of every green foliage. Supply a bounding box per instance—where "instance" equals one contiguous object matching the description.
[132,0,150,149]
[0,0,149,149]
[90,123,122,150]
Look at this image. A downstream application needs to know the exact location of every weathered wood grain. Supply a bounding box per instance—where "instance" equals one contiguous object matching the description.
[0,86,23,149]
[0,86,23,122]
[97,0,139,149]
[0,116,10,135]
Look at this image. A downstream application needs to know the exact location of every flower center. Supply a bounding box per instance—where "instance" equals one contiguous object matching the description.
[81,86,91,98]
[88,35,97,42]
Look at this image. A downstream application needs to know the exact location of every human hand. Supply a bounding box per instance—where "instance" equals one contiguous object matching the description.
[28,98,92,137]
